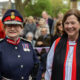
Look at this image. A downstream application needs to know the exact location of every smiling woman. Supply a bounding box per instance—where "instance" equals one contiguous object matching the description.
[4,24,23,41]
[45,9,80,80]
[0,9,40,80]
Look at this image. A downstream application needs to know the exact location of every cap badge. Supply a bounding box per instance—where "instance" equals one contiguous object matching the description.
[11,12,15,19]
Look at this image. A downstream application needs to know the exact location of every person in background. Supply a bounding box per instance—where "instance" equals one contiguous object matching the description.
[23,17,28,26]
[51,20,63,45]
[36,48,48,80]
[26,32,36,47]
[45,9,80,80]
[0,9,39,80]
[35,18,49,40]
[23,16,37,38]
[40,48,48,80]
[35,27,50,47]
[39,18,50,34]
[42,11,53,35]
[57,12,64,21]
[53,12,64,28]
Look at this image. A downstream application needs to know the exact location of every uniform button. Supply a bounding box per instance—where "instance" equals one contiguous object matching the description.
[21,76,24,79]
[21,65,24,68]
[15,46,18,50]
[18,55,21,58]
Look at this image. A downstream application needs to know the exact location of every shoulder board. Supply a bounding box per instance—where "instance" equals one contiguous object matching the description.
[0,39,4,42]
[20,37,31,43]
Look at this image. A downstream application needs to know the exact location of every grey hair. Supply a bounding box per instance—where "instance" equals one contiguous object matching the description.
[26,32,33,38]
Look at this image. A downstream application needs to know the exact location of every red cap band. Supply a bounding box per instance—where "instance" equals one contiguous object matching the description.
[4,16,22,22]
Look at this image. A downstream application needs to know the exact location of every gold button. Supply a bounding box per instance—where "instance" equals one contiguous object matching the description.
[18,55,21,58]
[21,65,24,68]
[21,76,24,79]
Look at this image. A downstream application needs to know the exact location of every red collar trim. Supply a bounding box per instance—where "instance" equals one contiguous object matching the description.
[7,38,20,45]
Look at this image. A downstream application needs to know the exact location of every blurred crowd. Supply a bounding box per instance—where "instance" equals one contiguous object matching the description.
[22,11,63,47]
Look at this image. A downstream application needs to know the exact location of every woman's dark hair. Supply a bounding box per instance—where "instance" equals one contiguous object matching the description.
[53,20,63,36]
[62,9,80,35]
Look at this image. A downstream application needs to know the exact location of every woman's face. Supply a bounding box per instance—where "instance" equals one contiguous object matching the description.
[64,15,80,40]
[5,24,23,39]
[57,21,63,32]
[28,19,33,23]
[39,20,45,26]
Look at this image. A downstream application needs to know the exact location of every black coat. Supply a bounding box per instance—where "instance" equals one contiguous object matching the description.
[48,18,54,35]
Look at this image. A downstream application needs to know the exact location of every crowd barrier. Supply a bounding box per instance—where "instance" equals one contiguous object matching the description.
[34,47,50,54]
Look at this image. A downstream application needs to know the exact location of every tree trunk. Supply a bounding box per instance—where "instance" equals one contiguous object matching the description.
[15,0,25,16]
[14,0,31,17]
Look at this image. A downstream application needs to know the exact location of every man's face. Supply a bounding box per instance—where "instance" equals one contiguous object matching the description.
[42,12,48,19]
[41,28,47,36]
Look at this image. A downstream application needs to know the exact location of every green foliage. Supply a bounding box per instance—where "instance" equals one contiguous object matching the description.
[51,0,70,17]
[25,0,53,17]
[15,0,70,17]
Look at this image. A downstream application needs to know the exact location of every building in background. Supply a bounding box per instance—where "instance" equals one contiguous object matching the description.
[0,0,15,19]
[0,1,9,18]
[77,1,80,10]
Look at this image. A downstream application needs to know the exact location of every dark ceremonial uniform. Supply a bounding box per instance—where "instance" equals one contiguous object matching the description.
[0,9,40,80]
[0,38,39,80]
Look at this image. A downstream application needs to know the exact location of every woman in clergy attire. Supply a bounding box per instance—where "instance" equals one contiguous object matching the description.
[45,9,80,80]
[0,9,39,80]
